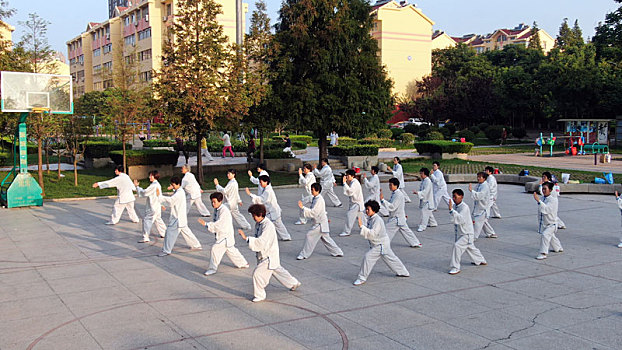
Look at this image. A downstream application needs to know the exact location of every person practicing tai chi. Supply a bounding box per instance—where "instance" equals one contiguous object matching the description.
[615,191,622,248]
[238,204,301,302]
[448,189,487,275]
[245,175,292,241]
[430,161,451,209]
[363,166,388,216]
[469,172,498,239]
[295,164,316,225]
[534,182,563,260]
[133,171,166,242]
[313,158,341,207]
[158,176,202,257]
[413,167,437,232]
[248,164,269,196]
[200,137,214,161]
[340,169,365,237]
[296,183,344,260]
[380,178,421,247]
[484,166,502,218]
[353,200,410,286]
[387,157,411,203]
[92,165,139,225]
[214,169,251,230]
[180,164,211,217]
[540,172,566,229]
[198,192,249,275]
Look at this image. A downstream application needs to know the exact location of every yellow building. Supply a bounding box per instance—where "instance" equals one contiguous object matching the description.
[460,23,556,54]
[67,0,247,98]
[431,30,457,50]
[0,20,15,48]
[371,0,434,98]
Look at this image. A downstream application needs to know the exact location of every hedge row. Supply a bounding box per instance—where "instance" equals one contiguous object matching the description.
[414,141,473,154]
[328,145,379,156]
[84,141,132,159]
[142,139,175,147]
[335,137,357,146]
[358,138,394,148]
[262,149,295,159]
[270,135,312,144]
[109,149,178,166]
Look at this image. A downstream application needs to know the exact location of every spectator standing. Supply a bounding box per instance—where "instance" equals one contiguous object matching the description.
[330,131,339,146]
[221,132,234,158]
[176,137,189,164]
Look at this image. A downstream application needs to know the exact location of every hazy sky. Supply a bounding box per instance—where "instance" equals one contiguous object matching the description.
[6,0,619,57]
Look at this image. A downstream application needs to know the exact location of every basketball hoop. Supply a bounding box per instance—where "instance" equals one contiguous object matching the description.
[30,107,51,114]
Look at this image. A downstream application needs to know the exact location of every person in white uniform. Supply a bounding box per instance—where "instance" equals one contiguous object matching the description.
[540,172,566,229]
[380,178,421,247]
[296,183,344,260]
[198,192,249,275]
[295,164,316,225]
[158,176,202,256]
[362,166,388,216]
[387,157,411,203]
[340,169,365,237]
[238,204,301,302]
[534,182,563,260]
[615,191,622,248]
[430,161,451,208]
[92,165,139,225]
[484,166,502,218]
[133,170,166,242]
[248,164,269,196]
[214,169,251,230]
[413,167,437,232]
[447,189,487,275]
[313,158,341,207]
[180,164,211,217]
[469,172,498,239]
[330,130,339,146]
[245,175,292,241]
[353,200,410,286]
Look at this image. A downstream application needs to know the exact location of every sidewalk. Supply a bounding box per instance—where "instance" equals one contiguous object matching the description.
[468,152,622,174]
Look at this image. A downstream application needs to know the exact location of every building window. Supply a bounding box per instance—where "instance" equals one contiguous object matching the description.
[142,7,149,20]
[94,82,103,90]
[140,70,152,82]
[166,3,172,16]
[93,48,101,57]
[125,54,135,65]
[124,34,136,46]
[124,16,130,26]
[78,55,84,64]
[138,28,151,41]
[103,61,113,72]
[77,70,85,81]
[138,49,152,61]
[103,44,112,54]
[93,64,102,74]
[70,57,76,65]
[103,79,114,89]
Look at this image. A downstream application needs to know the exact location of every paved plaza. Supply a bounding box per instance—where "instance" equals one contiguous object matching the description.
[1,182,622,349]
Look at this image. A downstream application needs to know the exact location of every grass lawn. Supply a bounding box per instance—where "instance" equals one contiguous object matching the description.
[400,158,621,184]
[0,167,299,200]
[1,152,73,167]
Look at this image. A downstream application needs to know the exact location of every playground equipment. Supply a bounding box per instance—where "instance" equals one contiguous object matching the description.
[539,132,556,157]
[0,71,73,208]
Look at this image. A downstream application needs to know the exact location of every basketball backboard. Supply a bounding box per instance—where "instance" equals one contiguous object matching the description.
[1,71,73,114]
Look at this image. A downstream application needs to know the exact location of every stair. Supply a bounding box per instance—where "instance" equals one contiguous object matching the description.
[329,159,347,170]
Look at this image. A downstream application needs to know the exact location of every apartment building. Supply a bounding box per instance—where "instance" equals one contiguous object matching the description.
[0,20,15,46]
[452,23,556,54]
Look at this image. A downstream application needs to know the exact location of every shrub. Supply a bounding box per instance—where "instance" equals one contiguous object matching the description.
[292,141,307,150]
[401,133,415,144]
[477,122,489,131]
[512,127,527,139]
[457,129,476,141]
[484,125,505,142]
[263,140,307,150]
[358,138,394,148]
[439,127,452,139]
[336,136,357,146]
[262,149,295,159]
[403,124,419,134]
[84,141,132,159]
[443,124,457,135]
[142,139,175,147]
[424,131,445,141]
[469,125,480,134]
[270,135,312,144]
[0,151,8,164]
[414,141,474,154]
[109,149,178,166]
[390,128,404,140]
[328,145,379,156]
[377,129,393,139]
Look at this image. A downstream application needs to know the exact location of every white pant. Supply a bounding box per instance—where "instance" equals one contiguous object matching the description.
[540,225,562,254]
[162,222,201,254]
[111,200,139,224]
[557,217,566,228]
[386,219,420,247]
[451,234,486,270]
[489,199,501,218]
[209,240,248,270]
[418,207,437,230]
[187,197,211,216]
[283,147,295,157]
[323,184,342,207]
[473,214,495,239]
[253,259,299,300]
[434,190,451,209]
[344,204,364,235]
[231,206,251,230]
[299,226,343,258]
[142,211,166,240]
[400,188,412,202]
[201,148,214,161]
[270,216,291,240]
[358,242,409,281]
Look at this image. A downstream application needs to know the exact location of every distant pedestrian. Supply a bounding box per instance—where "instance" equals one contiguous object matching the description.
[247,135,256,162]
[500,128,507,146]
[330,131,339,146]
[282,134,295,157]
[201,137,214,161]
[221,132,234,158]
[535,137,542,157]
[176,137,189,164]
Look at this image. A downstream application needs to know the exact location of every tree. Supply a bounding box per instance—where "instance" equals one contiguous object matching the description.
[74,90,109,118]
[558,18,585,50]
[528,22,542,52]
[271,0,393,160]
[18,13,57,74]
[63,115,92,186]
[155,0,247,184]
[594,0,622,61]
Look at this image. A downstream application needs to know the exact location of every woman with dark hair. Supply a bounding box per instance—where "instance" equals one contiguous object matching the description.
[387,156,411,203]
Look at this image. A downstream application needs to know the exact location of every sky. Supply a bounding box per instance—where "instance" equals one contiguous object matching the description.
[6,0,620,58]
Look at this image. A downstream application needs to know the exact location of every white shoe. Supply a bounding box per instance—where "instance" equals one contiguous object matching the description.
[411,244,422,248]
[132,220,140,224]
[339,232,351,237]
[427,224,438,228]
[296,255,306,260]
[190,246,203,251]
[105,221,115,225]
[238,264,250,269]
[618,243,622,248]
[486,234,498,238]
[204,269,217,276]
[280,237,292,241]
[558,226,566,229]
[138,239,150,243]
[416,227,425,232]
[294,220,305,225]
[448,268,461,275]
[252,297,265,302]
[202,213,211,217]
[290,282,301,291]
[157,252,169,257]
[159,234,166,238]
[554,248,563,253]
[536,254,547,260]
[353,279,366,286]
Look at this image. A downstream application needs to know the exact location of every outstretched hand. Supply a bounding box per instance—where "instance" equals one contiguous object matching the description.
[133,179,139,186]
[237,229,247,240]
[468,183,472,192]
[533,191,540,202]
[167,185,173,190]
[247,170,253,177]
[298,200,304,209]
[92,183,99,188]
[448,199,453,211]
[245,187,251,196]
[616,191,619,198]
[198,218,206,226]
[357,216,363,228]
[213,178,219,186]
[298,168,303,175]
[379,190,384,201]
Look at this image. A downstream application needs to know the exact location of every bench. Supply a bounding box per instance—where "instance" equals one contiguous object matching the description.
[583,143,609,154]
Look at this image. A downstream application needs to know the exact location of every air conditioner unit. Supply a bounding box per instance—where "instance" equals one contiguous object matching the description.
[145,15,149,22]
[162,16,167,22]
[106,34,110,40]
[133,20,138,26]
[131,42,136,47]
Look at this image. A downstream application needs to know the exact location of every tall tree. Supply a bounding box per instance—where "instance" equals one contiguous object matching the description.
[18,13,56,73]
[528,22,542,52]
[271,0,393,160]
[593,0,622,61]
[558,18,585,50]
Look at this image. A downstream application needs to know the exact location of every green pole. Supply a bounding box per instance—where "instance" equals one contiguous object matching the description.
[540,132,543,156]
[550,133,554,157]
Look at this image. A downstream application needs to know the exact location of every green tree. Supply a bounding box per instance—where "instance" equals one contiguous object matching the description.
[18,13,57,74]
[594,0,622,61]
[63,115,92,186]
[74,90,109,118]
[558,18,585,50]
[528,22,542,52]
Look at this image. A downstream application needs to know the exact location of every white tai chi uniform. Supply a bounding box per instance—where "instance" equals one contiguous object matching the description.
[471,182,496,239]
[297,172,316,224]
[342,178,365,235]
[136,180,166,240]
[216,178,251,230]
[449,201,486,270]
[486,174,502,218]
[330,132,339,146]
[539,183,566,229]
[537,194,563,255]
[391,163,412,202]
[430,169,451,208]
[313,165,341,207]
[182,172,210,217]
[415,177,437,231]
[97,172,139,224]
[249,170,269,196]
[246,217,300,300]
[363,174,388,216]
[298,194,344,259]
[204,205,248,271]
[381,189,421,247]
[357,213,409,282]
[160,188,202,254]
[249,184,292,240]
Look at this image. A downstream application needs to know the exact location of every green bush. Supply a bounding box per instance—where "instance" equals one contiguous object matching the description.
[442,124,457,135]
[270,135,312,144]
[512,127,527,139]
[390,128,404,140]
[424,131,445,141]
[263,140,306,150]
[109,149,178,166]
[84,141,132,159]
[292,141,307,150]
[358,138,394,148]
[0,151,8,164]
[485,125,505,142]
[403,124,419,135]
[414,141,474,154]
[262,149,295,159]
[401,133,415,144]
[477,122,489,131]
[439,127,452,139]
[328,145,379,156]
[377,129,393,139]
[457,129,476,141]
[142,139,175,147]
[336,137,357,146]
[469,125,480,134]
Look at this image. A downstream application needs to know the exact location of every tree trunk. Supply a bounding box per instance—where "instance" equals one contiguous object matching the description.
[73,149,78,186]
[259,131,264,163]
[122,135,127,173]
[318,131,328,161]
[57,135,62,180]
[196,132,203,185]
[45,139,50,174]
[37,136,45,197]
